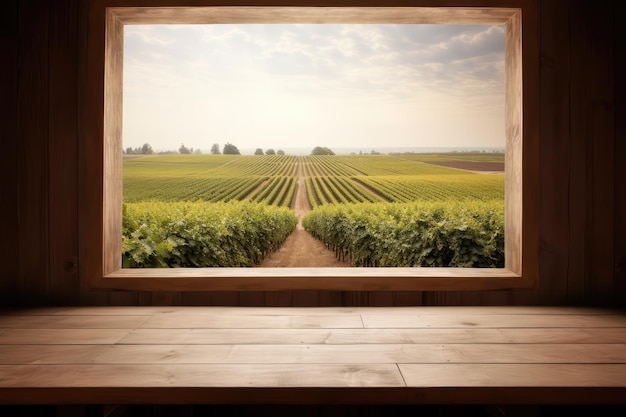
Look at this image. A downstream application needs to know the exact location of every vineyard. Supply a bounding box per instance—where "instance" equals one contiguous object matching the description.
[123,201,298,267]
[124,154,503,206]
[123,153,505,268]
[302,200,504,267]
[123,154,298,206]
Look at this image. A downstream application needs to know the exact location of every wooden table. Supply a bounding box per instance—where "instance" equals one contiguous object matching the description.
[1,306,625,406]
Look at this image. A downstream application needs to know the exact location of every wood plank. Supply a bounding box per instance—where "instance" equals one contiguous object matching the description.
[0,363,404,388]
[111,6,517,25]
[0,0,19,307]
[0,315,149,329]
[361,314,626,328]
[0,345,111,365]
[138,314,364,329]
[537,0,570,305]
[585,0,615,303]
[48,0,80,305]
[400,363,626,387]
[34,306,626,316]
[0,329,130,345]
[180,291,241,306]
[77,0,108,307]
[142,292,182,306]
[616,0,626,304]
[119,327,626,345]
[17,0,50,304]
[0,306,625,406]
[567,0,590,303]
[90,344,626,365]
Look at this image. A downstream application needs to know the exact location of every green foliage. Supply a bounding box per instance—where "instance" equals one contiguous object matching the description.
[210,143,221,154]
[179,143,192,154]
[254,148,264,155]
[125,143,153,155]
[223,142,241,155]
[122,201,298,268]
[311,146,335,155]
[302,200,504,268]
[123,154,506,269]
[141,143,153,155]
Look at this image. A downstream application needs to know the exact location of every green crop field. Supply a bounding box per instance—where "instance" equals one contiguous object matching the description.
[124,154,298,206]
[123,153,505,268]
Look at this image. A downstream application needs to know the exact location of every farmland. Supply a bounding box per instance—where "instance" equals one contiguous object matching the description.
[123,153,505,268]
[123,154,503,207]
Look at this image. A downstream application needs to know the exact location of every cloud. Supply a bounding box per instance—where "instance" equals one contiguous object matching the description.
[123,23,506,151]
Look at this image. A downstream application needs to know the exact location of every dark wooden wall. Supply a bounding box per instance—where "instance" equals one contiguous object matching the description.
[1,0,623,308]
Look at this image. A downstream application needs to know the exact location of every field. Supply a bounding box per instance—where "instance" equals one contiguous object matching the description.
[123,153,505,268]
[123,154,503,206]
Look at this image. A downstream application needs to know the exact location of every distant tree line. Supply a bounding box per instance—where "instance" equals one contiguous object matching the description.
[208,142,241,155]
[254,148,285,155]
[124,142,299,156]
[124,143,154,155]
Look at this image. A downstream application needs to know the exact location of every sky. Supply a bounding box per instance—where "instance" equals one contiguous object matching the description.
[123,24,505,154]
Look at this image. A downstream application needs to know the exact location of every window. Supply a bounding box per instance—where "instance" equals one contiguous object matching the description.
[84,0,539,292]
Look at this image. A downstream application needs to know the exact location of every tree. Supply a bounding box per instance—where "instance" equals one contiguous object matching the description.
[141,143,154,155]
[223,143,241,155]
[125,147,134,155]
[311,146,335,156]
[179,143,191,154]
[210,143,221,154]
[254,148,264,155]
[265,148,276,155]
[277,149,285,155]
[194,148,202,154]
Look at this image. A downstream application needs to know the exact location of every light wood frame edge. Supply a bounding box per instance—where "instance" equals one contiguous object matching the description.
[84,0,539,292]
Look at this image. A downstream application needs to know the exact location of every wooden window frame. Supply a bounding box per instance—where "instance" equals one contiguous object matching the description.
[83,0,539,292]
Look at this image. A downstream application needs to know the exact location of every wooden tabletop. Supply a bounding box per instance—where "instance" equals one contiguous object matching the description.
[0,306,625,405]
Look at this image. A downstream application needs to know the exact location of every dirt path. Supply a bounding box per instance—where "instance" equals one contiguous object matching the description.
[259,160,350,267]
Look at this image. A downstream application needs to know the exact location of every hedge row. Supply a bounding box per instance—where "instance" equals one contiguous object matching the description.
[122,201,298,267]
[302,201,504,267]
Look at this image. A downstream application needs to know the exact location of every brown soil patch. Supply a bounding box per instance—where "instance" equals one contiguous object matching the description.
[260,161,350,267]
[425,160,504,173]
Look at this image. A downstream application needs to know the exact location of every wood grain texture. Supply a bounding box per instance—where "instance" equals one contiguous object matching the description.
[400,364,626,387]
[0,306,625,406]
[138,313,364,329]
[584,1,614,304]
[30,305,622,315]
[0,315,149,329]
[109,6,517,24]
[118,327,626,345]
[17,0,50,305]
[537,0,570,305]
[0,329,130,345]
[0,363,404,388]
[89,343,626,364]
[0,1,19,307]
[615,0,626,303]
[48,0,80,305]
